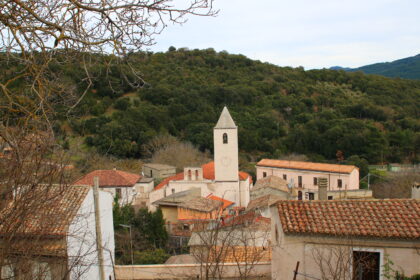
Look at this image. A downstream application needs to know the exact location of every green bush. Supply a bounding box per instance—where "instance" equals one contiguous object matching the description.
[133,249,170,264]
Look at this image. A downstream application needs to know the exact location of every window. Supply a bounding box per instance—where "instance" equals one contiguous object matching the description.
[338,179,343,188]
[275,228,279,243]
[223,133,228,144]
[353,251,381,280]
[298,191,302,200]
[298,176,302,188]
[171,188,175,194]
[283,174,287,180]
[195,170,199,180]
[183,224,189,230]
[313,177,318,186]
[150,170,153,177]
[188,169,192,180]
[328,196,333,200]
[116,188,122,198]
[33,262,52,280]
[263,172,267,177]
[308,192,315,200]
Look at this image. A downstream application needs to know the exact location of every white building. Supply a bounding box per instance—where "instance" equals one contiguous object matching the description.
[0,184,115,280]
[149,107,253,209]
[256,159,359,192]
[74,169,154,207]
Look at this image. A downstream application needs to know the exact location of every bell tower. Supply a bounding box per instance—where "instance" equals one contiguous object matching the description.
[214,106,239,182]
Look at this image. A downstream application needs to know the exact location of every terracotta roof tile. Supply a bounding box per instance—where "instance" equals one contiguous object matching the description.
[74,169,141,187]
[155,161,251,190]
[257,159,357,174]
[276,199,420,240]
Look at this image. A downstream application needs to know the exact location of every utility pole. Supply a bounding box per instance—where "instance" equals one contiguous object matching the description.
[93,177,105,280]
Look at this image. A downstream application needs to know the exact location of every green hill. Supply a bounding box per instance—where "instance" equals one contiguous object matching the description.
[3,49,420,164]
[332,54,420,80]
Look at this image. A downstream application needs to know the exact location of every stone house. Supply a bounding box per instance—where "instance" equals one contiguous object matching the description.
[250,175,290,200]
[0,185,115,280]
[142,163,176,179]
[270,199,420,280]
[256,159,359,191]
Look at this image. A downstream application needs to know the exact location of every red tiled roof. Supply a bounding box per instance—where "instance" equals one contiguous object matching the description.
[276,200,420,240]
[154,161,251,190]
[74,169,141,187]
[207,194,235,209]
[257,159,357,174]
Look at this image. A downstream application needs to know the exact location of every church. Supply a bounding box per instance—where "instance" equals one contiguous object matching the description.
[148,107,252,209]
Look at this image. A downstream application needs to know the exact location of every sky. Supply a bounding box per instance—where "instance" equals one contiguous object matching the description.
[149,0,420,69]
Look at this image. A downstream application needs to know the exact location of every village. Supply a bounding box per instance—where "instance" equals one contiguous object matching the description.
[1,106,418,280]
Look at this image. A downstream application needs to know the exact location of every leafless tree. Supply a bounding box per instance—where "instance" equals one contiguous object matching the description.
[1,1,216,278]
[189,211,271,280]
[151,140,210,172]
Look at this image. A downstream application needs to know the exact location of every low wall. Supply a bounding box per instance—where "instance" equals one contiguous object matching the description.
[115,262,271,280]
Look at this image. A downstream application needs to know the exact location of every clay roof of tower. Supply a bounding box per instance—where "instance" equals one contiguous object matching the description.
[214,106,237,129]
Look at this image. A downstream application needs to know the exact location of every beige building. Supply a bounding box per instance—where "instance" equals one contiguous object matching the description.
[256,159,359,191]
[270,199,420,280]
[142,163,176,179]
[149,107,252,209]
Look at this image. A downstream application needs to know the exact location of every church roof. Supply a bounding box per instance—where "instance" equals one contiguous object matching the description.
[214,106,237,129]
[154,161,251,190]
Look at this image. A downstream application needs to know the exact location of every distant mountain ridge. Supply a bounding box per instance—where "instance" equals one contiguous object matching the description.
[330,54,420,80]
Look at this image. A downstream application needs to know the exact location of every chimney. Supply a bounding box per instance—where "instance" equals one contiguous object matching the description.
[318,177,328,200]
[412,182,420,199]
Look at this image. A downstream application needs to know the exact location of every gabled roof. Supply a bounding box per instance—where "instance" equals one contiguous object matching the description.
[154,161,251,190]
[0,185,90,237]
[179,197,223,212]
[276,199,420,240]
[73,169,141,187]
[246,194,284,212]
[207,194,235,209]
[153,188,201,206]
[257,159,357,174]
[214,106,237,129]
[253,176,289,192]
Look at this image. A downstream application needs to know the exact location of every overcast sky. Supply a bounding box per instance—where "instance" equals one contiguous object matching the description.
[149,0,420,69]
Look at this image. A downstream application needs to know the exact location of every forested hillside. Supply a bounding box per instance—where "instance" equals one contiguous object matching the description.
[332,54,420,80]
[5,48,420,164]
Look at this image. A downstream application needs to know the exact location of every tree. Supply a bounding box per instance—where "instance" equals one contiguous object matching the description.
[189,211,271,280]
[1,0,216,276]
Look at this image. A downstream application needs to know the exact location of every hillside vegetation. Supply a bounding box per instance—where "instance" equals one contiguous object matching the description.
[3,49,420,164]
[332,54,420,80]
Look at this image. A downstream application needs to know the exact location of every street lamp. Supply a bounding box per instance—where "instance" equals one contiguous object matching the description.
[119,224,134,265]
